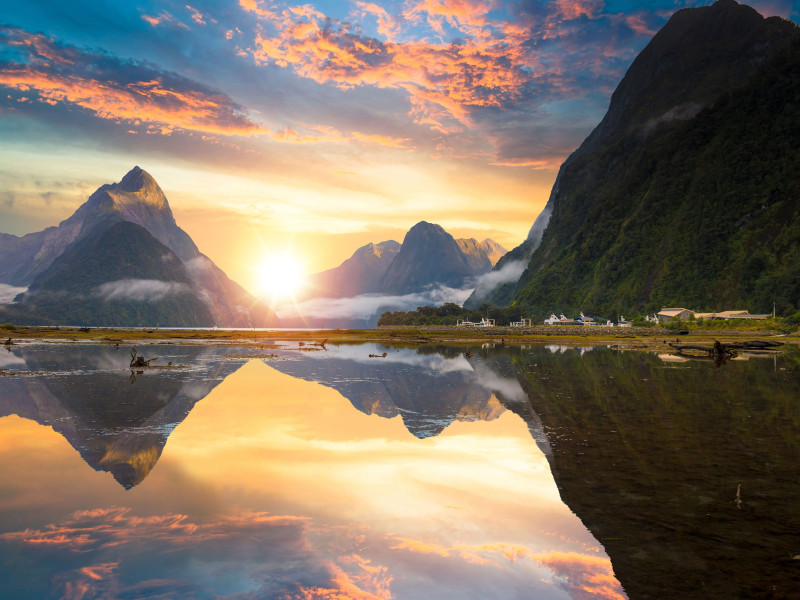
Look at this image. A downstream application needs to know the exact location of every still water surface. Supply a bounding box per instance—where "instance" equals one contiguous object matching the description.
[0,342,798,599]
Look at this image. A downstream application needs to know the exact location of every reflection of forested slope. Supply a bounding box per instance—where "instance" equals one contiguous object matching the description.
[0,345,244,489]
[512,347,800,599]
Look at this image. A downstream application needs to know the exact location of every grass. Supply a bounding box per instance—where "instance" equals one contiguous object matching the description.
[1,324,798,354]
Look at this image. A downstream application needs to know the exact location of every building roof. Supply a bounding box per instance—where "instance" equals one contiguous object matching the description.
[715,310,750,318]
[658,308,693,317]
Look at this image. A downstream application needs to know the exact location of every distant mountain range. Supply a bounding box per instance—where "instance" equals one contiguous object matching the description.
[469,0,800,316]
[0,167,280,327]
[305,221,506,299]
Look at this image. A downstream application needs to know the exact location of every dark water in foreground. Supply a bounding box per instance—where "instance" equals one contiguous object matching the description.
[0,342,798,599]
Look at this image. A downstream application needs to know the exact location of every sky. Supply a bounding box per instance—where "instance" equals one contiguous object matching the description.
[1,0,798,295]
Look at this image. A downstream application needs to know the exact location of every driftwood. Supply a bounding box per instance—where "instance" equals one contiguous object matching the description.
[669,340,738,361]
[369,352,388,358]
[130,347,158,368]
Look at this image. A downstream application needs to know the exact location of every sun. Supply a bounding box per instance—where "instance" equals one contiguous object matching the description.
[257,252,307,301]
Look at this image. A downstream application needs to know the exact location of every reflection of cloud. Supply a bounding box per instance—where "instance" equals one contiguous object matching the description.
[0,351,26,368]
[390,536,627,600]
[1,507,393,600]
[95,279,192,302]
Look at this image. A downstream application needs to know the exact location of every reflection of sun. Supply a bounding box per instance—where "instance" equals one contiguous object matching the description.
[257,252,306,301]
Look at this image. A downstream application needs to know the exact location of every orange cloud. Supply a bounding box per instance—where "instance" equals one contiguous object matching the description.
[242,0,534,133]
[140,10,191,30]
[355,2,405,40]
[0,28,262,137]
[389,536,451,557]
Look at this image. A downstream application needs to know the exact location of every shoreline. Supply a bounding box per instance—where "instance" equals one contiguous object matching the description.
[2,325,798,353]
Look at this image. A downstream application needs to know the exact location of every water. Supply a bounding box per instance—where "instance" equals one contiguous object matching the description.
[0,342,798,599]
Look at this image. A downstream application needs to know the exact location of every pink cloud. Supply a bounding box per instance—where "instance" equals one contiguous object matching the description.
[552,0,605,20]
[747,0,794,18]
[624,13,656,36]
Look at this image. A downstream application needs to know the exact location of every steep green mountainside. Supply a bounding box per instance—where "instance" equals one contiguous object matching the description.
[12,221,214,326]
[471,0,799,313]
[514,37,800,317]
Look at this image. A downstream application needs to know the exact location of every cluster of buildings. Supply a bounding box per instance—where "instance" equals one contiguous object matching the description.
[455,308,769,328]
[456,318,533,328]
[544,313,632,327]
[541,308,770,326]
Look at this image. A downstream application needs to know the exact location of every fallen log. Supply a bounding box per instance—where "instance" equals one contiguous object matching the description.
[668,340,738,360]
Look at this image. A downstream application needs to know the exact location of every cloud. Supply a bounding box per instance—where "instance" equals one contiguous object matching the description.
[0,283,27,303]
[94,279,193,302]
[748,0,795,18]
[242,0,541,133]
[466,259,526,304]
[0,26,263,137]
[278,284,473,323]
[551,0,605,21]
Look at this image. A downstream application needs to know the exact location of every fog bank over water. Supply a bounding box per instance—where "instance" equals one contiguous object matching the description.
[277,284,474,328]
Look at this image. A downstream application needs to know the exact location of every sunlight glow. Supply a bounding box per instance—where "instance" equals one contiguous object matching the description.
[256,252,307,301]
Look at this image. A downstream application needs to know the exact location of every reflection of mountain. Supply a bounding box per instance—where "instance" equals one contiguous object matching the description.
[267,345,550,452]
[511,347,800,599]
[0,345,244,489]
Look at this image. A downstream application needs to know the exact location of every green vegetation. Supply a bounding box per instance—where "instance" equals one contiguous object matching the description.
[512,39,800,318]
[377,303,535,326]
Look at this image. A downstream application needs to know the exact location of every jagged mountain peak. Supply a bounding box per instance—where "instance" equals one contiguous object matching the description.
[102,165,171,215]
[579,0,798,155]
[357,240,401,259]
[118,165,157,193]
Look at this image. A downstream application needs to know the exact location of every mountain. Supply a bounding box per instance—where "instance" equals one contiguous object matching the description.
[0,167,280,326]
[306,240,401,298]
[14,221,214,327]
[380,222,501,295]
[470,0,800,314]
[302,225,506,301]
